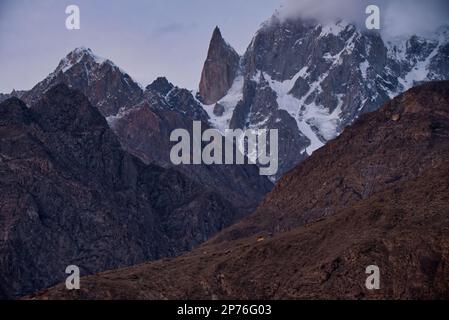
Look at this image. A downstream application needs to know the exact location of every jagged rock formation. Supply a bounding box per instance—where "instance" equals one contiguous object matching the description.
[0,84,238,299]
[198,27,241,105]
[32,82,449,300]
[200,17,449,179]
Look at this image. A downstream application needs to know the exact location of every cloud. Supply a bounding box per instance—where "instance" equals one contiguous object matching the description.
[152,22,198,36]
[277,0,449,38]
[383,0,449,38]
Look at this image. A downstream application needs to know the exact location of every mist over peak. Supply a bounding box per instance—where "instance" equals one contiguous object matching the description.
[276,0,449,39]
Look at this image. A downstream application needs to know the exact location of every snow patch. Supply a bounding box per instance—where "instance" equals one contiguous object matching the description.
[203,75,244,133]
[359,60,369,79]
[319,21,348,38]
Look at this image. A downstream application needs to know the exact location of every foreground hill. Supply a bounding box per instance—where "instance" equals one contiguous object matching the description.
[32,81,449,299]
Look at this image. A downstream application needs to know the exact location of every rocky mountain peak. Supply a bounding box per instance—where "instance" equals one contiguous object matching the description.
[20,48,143,117]
[54,47,108,74]
[141,76,209,122]
[64,46,97,60]
[198,26,241,105]
[146,77,174,96]
[212,26,222,40]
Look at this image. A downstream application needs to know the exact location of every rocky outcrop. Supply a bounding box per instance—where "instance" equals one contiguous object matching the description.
[0,84,238,299]
[33,82,449,300]
[198,27,240,105]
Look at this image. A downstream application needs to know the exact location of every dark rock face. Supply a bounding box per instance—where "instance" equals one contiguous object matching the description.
[20,47,144,117]
[198,27,241,105]
[31,81,449,300]
[0,84,238,299]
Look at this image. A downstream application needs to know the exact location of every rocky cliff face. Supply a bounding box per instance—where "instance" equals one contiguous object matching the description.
[200,17,449,179]
[32,81,449,300]
[0,84,238,299]
[198,27,241,105]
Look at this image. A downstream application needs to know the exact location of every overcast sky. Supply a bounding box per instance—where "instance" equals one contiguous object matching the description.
[1,0,448,93]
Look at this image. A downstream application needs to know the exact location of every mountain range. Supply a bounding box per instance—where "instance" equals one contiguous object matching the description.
[1,11,449,299]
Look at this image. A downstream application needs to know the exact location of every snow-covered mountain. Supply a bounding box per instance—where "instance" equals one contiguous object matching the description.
[198,16,449,178]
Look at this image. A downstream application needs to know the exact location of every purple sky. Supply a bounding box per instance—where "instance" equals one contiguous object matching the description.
[1,0,448,93]
[0,0,279,92]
